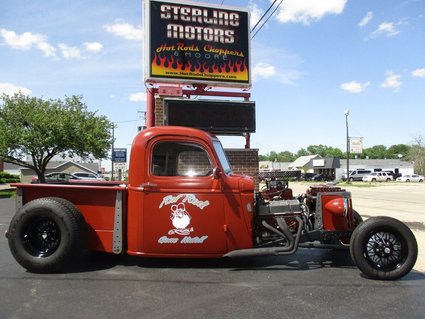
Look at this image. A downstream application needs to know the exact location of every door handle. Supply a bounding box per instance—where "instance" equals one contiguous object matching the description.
[140,182,158,191]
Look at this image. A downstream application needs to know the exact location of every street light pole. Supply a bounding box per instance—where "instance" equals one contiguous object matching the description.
[345,109,350,183]
[111,124,115,181]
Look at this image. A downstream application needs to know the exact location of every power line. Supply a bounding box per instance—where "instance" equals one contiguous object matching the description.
[251,0,278,33]
[114,119,139,124]
[251,0,284,40]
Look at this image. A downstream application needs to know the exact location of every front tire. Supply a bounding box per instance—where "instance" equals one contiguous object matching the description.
[350,217,417,280]
[7,198,84,273]
[353,210,363,227]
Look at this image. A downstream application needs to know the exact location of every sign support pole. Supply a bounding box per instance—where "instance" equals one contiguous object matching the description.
[146,87,156,128]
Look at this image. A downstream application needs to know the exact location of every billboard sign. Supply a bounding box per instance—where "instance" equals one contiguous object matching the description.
[145,0,250,87]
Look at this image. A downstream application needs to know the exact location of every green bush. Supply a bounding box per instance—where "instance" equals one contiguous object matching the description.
[0,172,20,184]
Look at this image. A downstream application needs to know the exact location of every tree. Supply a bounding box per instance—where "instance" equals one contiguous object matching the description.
[325,146,344,158]
[362,145,388,159]
[386,144,410,159]
[259,151,295,162]
[295,148,309,158]
[0,93,114,182]
[276,151,295,162]
[306,144,345,158]
[409,135,425,175]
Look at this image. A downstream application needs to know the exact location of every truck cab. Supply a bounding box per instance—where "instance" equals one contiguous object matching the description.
[125,126,255,257]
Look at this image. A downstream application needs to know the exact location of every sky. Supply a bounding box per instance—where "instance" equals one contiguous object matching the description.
[1,0,424,168]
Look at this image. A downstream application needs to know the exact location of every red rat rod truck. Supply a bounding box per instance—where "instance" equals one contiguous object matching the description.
[6,126,418,280]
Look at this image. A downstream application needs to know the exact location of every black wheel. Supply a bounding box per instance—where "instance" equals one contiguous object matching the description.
[7,198,84,273]
[350,217,417,280]
[386,178,391,182]
[406,179,410,182]
[371,178,376,182]
[48,197,86,230]
[353,210,363,227]
[348,210,364,250]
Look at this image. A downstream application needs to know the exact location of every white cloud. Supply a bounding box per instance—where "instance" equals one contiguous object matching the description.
[104,22,143,41]
[58,43,82,59]
[381,71,402,92]
[248,2,264,30]
[359,11,373,27]
[368,22,400,38]
[0,28,56,57]
[340,80,370,93]
[83,42,104,53]
[412,68,425,78]
[0,82,31,96]
[277,69,303,85]
[252,62,276,80]
[275,0,347,25]
[129,92,147,102]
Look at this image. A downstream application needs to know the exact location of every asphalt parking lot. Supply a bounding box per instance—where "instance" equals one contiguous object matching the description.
[1,184,425,319]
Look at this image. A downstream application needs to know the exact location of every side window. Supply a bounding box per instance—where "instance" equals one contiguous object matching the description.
[152,142,213,177]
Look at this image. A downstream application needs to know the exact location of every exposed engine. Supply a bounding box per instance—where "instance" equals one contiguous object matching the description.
[255,194,308,247]
[255,173,347,248]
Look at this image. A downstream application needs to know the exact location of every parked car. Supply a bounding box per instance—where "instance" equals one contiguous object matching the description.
[312,174,333,181]
[343,169,372,181]
[396,174,424,183]
[362,172,393,182]
[31,172,81,184]
[72,172,104,180]
[299,173,316,181]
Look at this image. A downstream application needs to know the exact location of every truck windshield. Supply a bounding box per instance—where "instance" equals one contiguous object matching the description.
[213,140,233,175]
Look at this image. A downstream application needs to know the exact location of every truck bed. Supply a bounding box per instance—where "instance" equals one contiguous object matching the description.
[12,182,127,253]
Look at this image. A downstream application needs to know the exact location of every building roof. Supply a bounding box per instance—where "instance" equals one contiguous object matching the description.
[4,161,100,173]
[289,155,321,169]
[340,159,413,169]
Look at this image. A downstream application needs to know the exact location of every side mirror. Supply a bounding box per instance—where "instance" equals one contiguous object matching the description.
[213,167,221,179]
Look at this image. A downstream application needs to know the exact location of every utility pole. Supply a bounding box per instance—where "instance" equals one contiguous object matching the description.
[345,109,350,183]
[138,111,147,131]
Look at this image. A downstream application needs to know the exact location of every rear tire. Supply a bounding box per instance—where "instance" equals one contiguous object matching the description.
[7,198,84,273]
[350,217,417,280]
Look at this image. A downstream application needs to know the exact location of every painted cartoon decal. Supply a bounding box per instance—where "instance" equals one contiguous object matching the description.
[169,203,193,235]
[158,194,209,244]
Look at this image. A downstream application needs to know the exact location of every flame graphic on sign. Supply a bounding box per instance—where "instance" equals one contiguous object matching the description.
[151,53,249,81]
